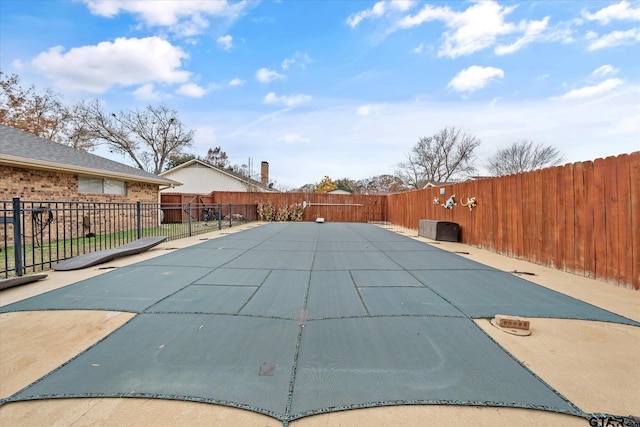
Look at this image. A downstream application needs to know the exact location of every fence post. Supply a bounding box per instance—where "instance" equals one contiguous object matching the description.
[229,204,233,228]
[244,204,248,224]
[187,202,193,236]
[136,201,142,239]
[218,203,222,230]
[12,197,23,276]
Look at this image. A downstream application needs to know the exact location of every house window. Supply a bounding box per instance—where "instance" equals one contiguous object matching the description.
[78,176,126,195]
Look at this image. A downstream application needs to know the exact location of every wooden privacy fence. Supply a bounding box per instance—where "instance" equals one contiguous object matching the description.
[387,152,639,290]
[161,192,388,224]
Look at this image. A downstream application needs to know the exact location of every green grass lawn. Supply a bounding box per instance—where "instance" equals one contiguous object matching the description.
[1,220,240,277]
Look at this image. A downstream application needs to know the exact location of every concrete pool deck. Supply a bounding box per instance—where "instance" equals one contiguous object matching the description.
[1,222,638,426]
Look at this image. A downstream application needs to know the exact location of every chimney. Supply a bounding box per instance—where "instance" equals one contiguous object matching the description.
[261,161,269,185]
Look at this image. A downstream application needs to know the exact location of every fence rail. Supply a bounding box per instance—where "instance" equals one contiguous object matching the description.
[1,198,257,278]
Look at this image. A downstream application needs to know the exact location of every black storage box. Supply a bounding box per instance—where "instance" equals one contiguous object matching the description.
[418,220,460,242]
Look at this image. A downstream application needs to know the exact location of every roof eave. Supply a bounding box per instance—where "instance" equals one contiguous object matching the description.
[1,155,178,186]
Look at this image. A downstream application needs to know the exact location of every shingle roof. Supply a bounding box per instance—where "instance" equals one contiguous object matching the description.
[161,159,276,192]
[0,124,176,186]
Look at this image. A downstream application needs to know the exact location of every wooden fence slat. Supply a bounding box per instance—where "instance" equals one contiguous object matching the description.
[470,179,481,245]
[555,166,566,270]
[614,154,631,288]
[532,169,544,264]
[470,183,482,245]
[583,161,596,278]
[521,171,532,261]
[495,177,506,255]
[542,167,555,267]
[504,176,513,256]
[486,179,496,251]
[604,156,620,285]
[593,158,607,281]
[514,173,523,258]
[630,153,640,290]
[563,163,576,273]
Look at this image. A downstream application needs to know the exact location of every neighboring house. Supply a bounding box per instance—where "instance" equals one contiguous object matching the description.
[422,177,491,189]
[327,189,351,195]
[160,159,277,194]
[422,181,458,188]
[0,124,178,202]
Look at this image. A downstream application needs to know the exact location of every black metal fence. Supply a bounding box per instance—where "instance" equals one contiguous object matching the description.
[1,198,257,278]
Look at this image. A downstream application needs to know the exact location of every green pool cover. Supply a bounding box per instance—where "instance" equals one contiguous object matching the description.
[2,223,637,424]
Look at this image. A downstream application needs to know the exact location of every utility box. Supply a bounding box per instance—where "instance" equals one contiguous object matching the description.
[418,220,460,242]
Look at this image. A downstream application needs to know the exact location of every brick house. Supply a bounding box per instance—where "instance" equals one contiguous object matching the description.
[1,124,181,245]
[0,124,178,203]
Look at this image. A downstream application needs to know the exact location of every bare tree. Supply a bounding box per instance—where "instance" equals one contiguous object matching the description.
[227,163,251,178]
[203,146,229,168]
[74,101,194,174]
[296,183,317,193]
[395,126,481,189]
[486,140,564,176]
[355,175,406,194]
[0,71,71,143]
[64,100,99,151]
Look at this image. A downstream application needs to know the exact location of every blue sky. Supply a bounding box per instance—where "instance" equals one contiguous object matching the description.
[1,0,639,188]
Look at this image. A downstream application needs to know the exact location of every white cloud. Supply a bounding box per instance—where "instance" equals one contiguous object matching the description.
[411,43,424,53]
[81,0,249,36]
[393,0,559,57]
[192,126,218,149]
[390,0,415,12]
[587,28,640,50]
[357,105,381,116]
[217,35,233,51]
[558,78,623,99]
[399,1,519,58]
[256,68,286,83]
[229,77,245,87]
[264,92,312,107]
[397,3,450,29]
[582,1,640,24]
[617,108,640,133]
[132,83,160,100]
[278,132,311,144]
[346,0,417,28]
[542,19,580,44]
[346,1,387,28]
[176,83,208,98]
[585,31,598,40]
[495,16,550,55]
[592,65,618,78]
[448,66,504,93]
[11,59,25,70]
[281,52,313,70]
[30,37,190,93]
